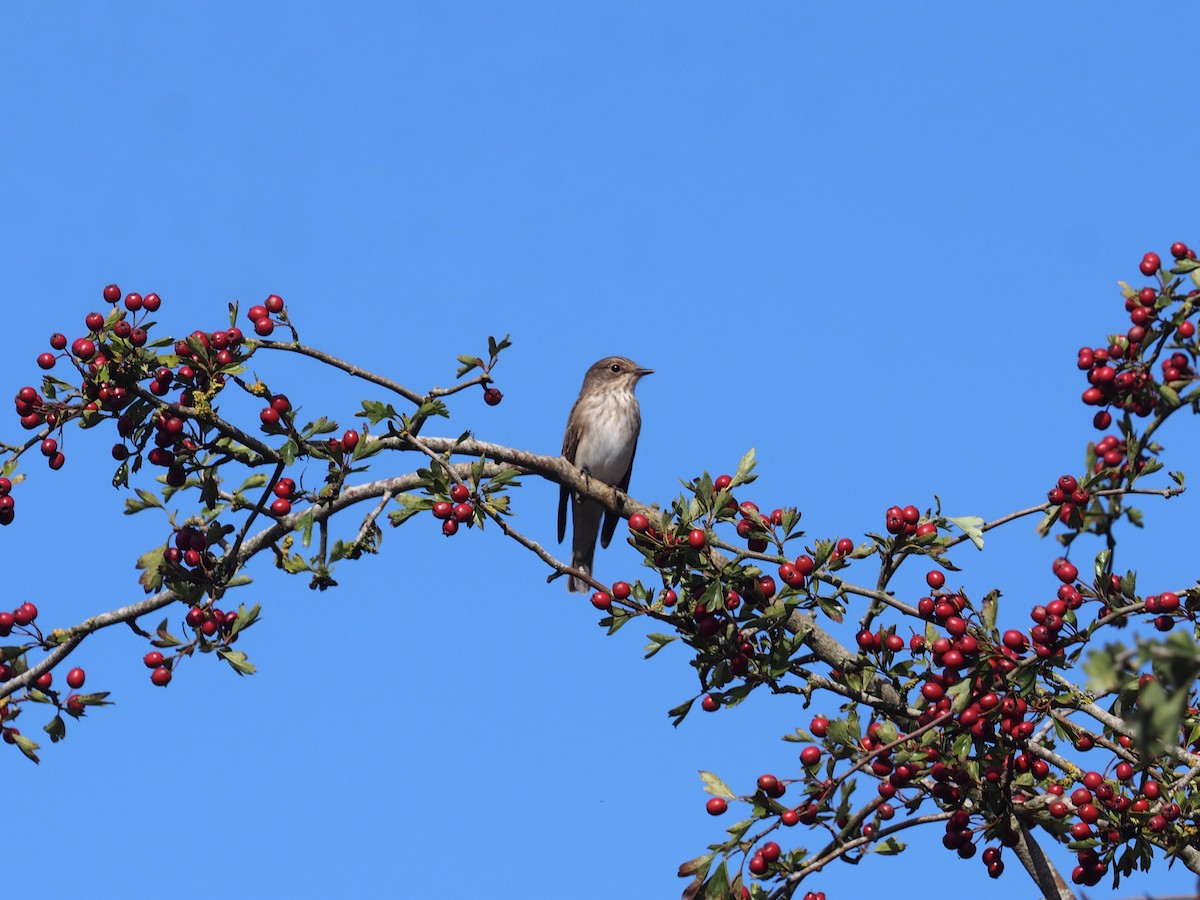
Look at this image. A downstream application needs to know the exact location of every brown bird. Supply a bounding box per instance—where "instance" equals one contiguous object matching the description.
[558,356,653,593]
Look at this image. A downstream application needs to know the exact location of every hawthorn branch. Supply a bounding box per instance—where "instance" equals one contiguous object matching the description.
[251,339,425,404]
[1008,818,1075,900]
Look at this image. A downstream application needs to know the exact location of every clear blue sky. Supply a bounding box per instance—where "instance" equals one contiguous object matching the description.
[1,5,1197,899]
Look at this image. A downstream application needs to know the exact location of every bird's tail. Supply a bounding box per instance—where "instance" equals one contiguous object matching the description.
[569,500,601,593]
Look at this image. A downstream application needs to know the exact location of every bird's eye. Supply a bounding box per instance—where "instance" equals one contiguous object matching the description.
[610,364,621,373]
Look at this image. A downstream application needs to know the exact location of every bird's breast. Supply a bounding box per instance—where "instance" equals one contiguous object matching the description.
[572,390,640,484]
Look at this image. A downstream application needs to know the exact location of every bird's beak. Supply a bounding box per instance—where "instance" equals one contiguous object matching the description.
[635,367,654,378]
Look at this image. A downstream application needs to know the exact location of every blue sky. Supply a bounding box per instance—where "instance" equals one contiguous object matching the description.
[1,4,1198,899]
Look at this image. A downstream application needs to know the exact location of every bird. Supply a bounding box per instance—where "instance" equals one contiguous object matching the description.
[557,356,653,593]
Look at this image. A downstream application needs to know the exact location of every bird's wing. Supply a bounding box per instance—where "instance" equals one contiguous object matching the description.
[558,406,580,544]
[600,435,637,548]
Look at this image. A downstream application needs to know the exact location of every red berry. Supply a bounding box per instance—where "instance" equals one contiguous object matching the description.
[143,651,165,668]
[270,394,291,414]
[810,715,828,736]
[70,337,96,360]
[253,318,275,336]
[341,429,359,453]
[781,808,799,826]
[450,483,470,504]
[259,408,280,427]
[835,537,853,556]
[661,589,677,607]
[1179,320,1196,339]
[483,387,503,406]
[142,292,161,312]
[714,474,732,490]
[432,501,454,520]
[36,352,55,370]
[452,502,473,522]
[35,672,52,689]
[688,528,706,548]
[66,667,85,689]
[1140,252,1161,276]
[247,305,269,323]
[757,774,778,793]
[150,666,172,686]
[264,294,284,313]
[611,581,631,600]
[269,497,292,516]
[926,570,945,590]
[800,746,822,767]
[441,518,458,536]
[1054,560,1078,584]
[273,478,295,499]
[590,591,611,610]
[701,694,719,712]
[628,512,649,533]
[1002,630,1027,651]
[705,797,727,816]
[102,284,121,303]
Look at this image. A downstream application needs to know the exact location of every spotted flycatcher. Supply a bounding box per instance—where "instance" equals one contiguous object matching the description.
[557,356,653,593]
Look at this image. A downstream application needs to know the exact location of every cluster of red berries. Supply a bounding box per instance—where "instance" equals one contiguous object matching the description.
[1045,474,1089,527]
[0,476,14,526]
[1078,342,1160,418]
[1091,433,1139,480]
[777,553,815,589]
[258,392,293,430]
[1024,579,1083,661]
[141,651,173,686]
[883,503,936,538]
[431,482,474,536]
[0,601,38,636]
[245,294,285,336]
[184,604,238,639]
[1144,590,1182,633]
[271,476,297,516]
[164,525,212,573]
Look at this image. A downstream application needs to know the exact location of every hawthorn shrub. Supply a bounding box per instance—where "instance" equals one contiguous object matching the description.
[1,248,1199,900]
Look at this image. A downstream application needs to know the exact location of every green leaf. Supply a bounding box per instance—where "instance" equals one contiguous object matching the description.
[733,448,757,486]
[487,333,512,358]
[300,417,339,438]
[280,439,298,466]
[677,852,714,879]
[699,770,735,799]
[872,837,906,855]
[668,697,695,727]
[228,603,261,639]
[1158,383,1181,410]
[358,399,399,424]
[12,732,39,763]
[125,488,165,515]
[238,473,269,493]
[701,861,732,900]
[136,545,167,594]
[389,493,433,527]
[44,715,66,743]
[154,617,184,647]
[643,633,677,659]
[981,590,999,633]
[1083,648,1119,695]
[947,515,984,550]
[217,648,257,676]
